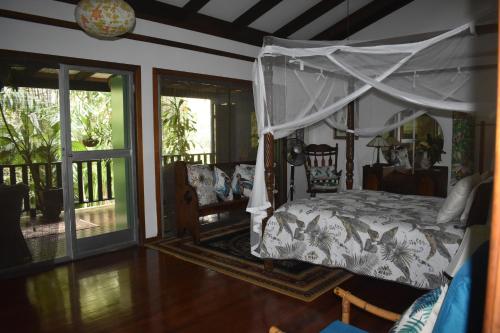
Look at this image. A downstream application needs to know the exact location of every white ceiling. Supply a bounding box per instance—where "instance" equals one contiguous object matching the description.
[155,0,376,40]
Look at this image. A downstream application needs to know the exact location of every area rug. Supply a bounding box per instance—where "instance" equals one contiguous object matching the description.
[21,219,100,239]
[147,221,352,302]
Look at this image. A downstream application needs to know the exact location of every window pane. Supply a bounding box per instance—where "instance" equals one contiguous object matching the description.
[0,58,66,264]
[69,71,129,151]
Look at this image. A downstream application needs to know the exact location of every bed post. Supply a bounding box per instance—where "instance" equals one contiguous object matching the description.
[262,54,275,271]
[263,132,275,271]
[346,100,355,190]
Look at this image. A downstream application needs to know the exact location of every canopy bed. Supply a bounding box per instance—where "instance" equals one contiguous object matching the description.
[247,19,497,289]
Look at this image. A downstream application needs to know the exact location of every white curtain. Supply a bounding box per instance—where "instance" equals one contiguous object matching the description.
[249,22,497,257]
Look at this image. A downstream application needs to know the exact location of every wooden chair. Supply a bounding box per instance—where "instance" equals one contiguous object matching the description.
[304,144,341,197]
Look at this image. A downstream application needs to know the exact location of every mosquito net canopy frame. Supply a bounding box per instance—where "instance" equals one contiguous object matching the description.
[248,21,497,257]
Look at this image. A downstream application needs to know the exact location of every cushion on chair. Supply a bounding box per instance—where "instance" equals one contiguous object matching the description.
[214,167,233,201]
[432,241,489,333]
[186,164,218,206]
[320,320,367,333]
[389,284,447,333]
[309,165,340,190]
[231,164,255,197]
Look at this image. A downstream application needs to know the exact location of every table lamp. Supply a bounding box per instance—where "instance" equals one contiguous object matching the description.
[367,135,391,165]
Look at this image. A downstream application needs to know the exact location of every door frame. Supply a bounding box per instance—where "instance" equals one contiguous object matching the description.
[59,64,138,258]
[0,49,146,256]
[152,68,262,240]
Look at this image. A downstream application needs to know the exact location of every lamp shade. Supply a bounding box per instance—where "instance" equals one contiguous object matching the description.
[385,136,401,147]
[367,135,391,148]
[75,0,135,39]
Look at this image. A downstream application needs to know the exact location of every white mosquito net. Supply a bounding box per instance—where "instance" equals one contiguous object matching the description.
[249,21,497,257]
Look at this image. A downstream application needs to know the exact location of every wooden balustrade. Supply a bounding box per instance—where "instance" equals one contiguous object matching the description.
[162,152,215,166]
[0,159,114,212]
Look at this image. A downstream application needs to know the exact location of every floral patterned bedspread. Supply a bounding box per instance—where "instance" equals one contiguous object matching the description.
[260,190,464,289]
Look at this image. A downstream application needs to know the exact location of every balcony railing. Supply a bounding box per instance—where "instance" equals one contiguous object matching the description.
[162,152,215,166]
[0,159,114,212]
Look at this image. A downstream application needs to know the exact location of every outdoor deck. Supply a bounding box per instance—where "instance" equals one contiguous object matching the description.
[20,202,126,262]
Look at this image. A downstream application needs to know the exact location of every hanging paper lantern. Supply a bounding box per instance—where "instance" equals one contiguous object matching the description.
[75,0,135,39]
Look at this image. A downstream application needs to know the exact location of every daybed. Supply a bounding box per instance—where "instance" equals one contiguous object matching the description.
[174,160,254,243]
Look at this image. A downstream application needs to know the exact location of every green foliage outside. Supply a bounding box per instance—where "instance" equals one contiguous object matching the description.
[161,96,197,156]
[0,87,114,208]
[70,90,112,150]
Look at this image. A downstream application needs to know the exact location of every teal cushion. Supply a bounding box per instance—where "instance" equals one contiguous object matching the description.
[433,241,489,333]
[320,320,367,333]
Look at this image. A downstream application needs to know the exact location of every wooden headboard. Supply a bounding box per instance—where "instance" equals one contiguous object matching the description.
[466,180,493,227]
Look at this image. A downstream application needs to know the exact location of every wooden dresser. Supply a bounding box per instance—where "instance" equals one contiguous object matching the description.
[362,164,448,198]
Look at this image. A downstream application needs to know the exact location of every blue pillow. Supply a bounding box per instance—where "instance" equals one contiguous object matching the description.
[320,320,367,333]
[433,241,489,333]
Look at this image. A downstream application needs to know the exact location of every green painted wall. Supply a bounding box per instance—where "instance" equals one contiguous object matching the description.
[109,75,128,228]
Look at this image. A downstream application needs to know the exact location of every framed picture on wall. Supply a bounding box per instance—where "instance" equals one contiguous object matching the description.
[333,103,359,139]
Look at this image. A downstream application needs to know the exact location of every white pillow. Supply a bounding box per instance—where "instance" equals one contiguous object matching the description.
[437,174,480,223]
[459,176,493,224]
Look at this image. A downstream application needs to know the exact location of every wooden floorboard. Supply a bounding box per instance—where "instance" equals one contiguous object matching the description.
[0,247,425,333]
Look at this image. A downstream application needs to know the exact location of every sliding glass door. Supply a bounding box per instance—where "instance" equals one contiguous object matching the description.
[0,56,138,274]
[60,65,137,256]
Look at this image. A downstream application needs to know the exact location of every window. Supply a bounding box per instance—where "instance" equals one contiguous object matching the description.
[383,110,444,169]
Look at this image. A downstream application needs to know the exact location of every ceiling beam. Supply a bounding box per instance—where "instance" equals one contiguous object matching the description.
[183,0,211,13]
[55,0,268,46]
[232,0,282,27]
[312,0,415,40]
[274,0,345,38]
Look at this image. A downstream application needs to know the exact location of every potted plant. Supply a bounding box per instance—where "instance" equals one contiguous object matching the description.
[415,134,445,169]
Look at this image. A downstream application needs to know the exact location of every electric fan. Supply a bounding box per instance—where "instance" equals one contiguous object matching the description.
[286,137,305,201]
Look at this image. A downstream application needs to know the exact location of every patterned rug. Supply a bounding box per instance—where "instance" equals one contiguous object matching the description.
[147,221,352,302]
[21,219,99,239]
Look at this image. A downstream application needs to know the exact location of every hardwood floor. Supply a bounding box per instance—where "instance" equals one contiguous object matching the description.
[0,247,425,333]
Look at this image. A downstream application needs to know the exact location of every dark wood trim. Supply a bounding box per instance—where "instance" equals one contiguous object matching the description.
[274,0,344,38]
[153,68,252,88]
[182,0,210,13]
[151,67,254,241]
[480,121,486,174]
[0,48,147,245]
[0,9,255,63]
[346,100,354,190]
[353,24,498,47]
[55,0,268,46]
[152,68,163,242]
[143,236,161,244]
[483,6,500,331]
[0,49,139,72]
[233,0,282,27]
[313,0,415,40]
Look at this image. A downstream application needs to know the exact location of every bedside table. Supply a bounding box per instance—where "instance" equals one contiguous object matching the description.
[362,164,448,197]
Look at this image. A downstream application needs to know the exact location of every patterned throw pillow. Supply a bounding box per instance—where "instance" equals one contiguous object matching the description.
[214,167,233,201]
[231,164,255,198]
[390,284,448,333]
[309,165,340,189]
[187,164,218,206]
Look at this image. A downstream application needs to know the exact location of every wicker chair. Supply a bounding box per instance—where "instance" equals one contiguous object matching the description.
[269,241,489,333]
